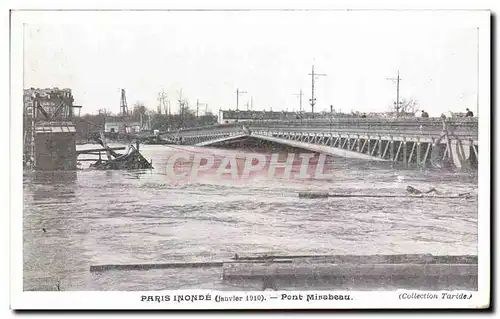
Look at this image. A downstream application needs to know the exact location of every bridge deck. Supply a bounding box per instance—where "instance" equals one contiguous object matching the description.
[160,118,478,169]
[196,133,248,146]
[163,118,478,142]
[253,133,387,161]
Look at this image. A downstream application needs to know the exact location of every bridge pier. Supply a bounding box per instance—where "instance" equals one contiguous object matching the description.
[416,141,422,168]
[390,139,395,162]
[367,137,371,155]
[423,142,431,168]
[403,140,408,168]
[372,140,378,156]
[450,139,474,169]
[382,140,389,159]
[408,142,416,167]
[360,139,366,153]
[378,136,383,158]
[395,141,402,163]
[470,142,478,168]
[341,137,347,149]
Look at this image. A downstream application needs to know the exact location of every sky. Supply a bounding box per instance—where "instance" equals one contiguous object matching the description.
[23,10,485,116]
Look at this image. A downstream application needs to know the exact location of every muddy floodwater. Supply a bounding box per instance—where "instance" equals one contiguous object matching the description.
[23,144,478,291]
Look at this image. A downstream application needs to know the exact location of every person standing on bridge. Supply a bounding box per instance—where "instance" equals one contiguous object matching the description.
[420,110,429,118]
[440,113,449,132]
[465,108,474,117]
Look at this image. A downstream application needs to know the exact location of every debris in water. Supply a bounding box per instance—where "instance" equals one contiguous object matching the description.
[90,145,153,170]
[84,133,153,170]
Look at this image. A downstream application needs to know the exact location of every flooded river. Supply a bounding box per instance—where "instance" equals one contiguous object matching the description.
[23,144,478,291]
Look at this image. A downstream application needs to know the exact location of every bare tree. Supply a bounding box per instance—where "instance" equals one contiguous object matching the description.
[181,100,195,118]
[400,99,420,117]
[97,108,112,116]
[132,102,147,121]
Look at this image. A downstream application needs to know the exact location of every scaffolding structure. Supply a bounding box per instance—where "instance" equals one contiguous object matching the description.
[23,88,78,170]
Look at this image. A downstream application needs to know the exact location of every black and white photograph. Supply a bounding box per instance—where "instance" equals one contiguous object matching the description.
[9,6,490,310]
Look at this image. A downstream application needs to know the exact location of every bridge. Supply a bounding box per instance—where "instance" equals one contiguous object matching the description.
[161,118,478,169]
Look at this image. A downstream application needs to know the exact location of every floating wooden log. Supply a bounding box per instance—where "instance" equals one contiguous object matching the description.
[223,254,477,281]
[222,263,477,280]
[77,158,109,162]
[90,260,292,272]
[90,254,476,272]
[91,261,224,272]
[298,192,472,199]
[89,254,477,290]
[79,152,103,156]
[231,254,477,264]
[76,147,126,155]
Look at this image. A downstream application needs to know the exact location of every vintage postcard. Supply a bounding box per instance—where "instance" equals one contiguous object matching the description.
[10,7,490,310]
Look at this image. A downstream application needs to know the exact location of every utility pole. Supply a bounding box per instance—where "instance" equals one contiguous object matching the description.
[308,65,326,119]
[245,100,250,110]
[157,90,168,116]
[120,89,128,117]
[157,93,162,115]
[251,97,253,110]
[177,89,183,114]
[293,89,303,112]
[387,70,403,118]
[236,88,247,111]
[196,99,207,124]
[236,88,247,122]
[177,89,184,127]
[330,105,333,133]
[196,99,199,119]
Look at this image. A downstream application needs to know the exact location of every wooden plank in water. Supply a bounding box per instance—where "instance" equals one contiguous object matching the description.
[77,159,109,162]
[298,192,471,199]
[90,261,224,272]
[232,254,478,264]
[222,263,478,280]
[90,260,292,272]
[77,147,126,155]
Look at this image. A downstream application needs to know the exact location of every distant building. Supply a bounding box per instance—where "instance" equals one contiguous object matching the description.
[216,108,426,122]
[104,121,121,133]
[218,109,300,124]
[364,111,417,119]
[218,110,252,124]
[104,117,141,133]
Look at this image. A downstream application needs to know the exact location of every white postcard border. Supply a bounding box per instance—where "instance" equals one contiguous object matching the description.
[9,7,491,310]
